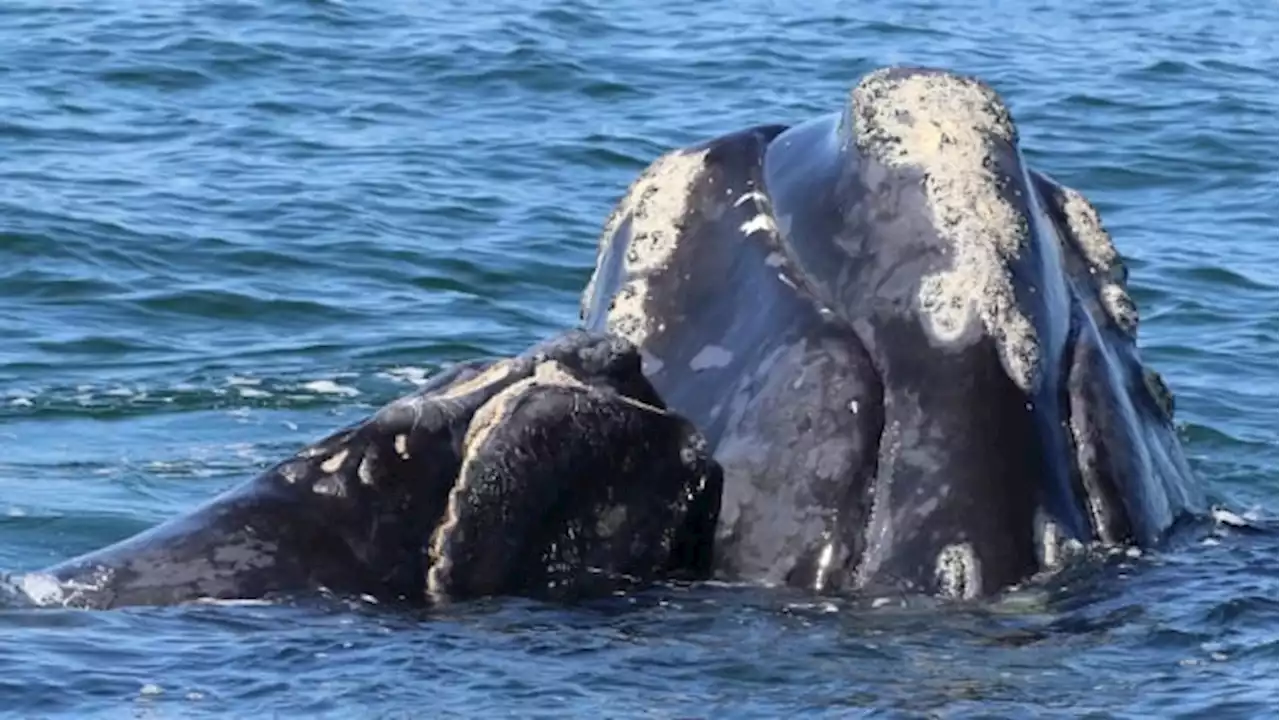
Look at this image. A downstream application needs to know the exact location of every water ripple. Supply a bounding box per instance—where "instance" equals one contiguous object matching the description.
[0,0,1274,716]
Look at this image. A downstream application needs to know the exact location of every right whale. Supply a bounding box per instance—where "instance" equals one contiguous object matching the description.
[581,65,1208,599]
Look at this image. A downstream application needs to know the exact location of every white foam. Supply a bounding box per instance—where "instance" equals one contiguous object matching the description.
[380,366,431,387]
[17,573,66,606]
[302,380,359,397]
[1210,507,1250,528]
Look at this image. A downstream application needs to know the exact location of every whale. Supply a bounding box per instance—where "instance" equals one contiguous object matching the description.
[580,65,1206,599]
[22,331,722,609]
[17,64,1207,609]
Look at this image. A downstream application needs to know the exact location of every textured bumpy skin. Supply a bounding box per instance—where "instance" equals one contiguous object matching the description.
[427,368,721,602]
[581,65,1206,599]
[26,331,721,609]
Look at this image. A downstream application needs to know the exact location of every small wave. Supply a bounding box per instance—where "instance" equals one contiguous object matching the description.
[300,379,360,397]
[0,365,467,422]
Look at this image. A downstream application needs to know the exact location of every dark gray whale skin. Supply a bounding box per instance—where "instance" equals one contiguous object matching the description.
[26,331,722,609]
[580,65,1206,599]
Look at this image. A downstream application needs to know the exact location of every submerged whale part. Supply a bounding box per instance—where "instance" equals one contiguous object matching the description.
[581,65,1205,598]
[25,331,721,609]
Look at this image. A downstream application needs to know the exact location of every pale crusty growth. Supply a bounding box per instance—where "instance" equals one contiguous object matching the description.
[851,69,1041,392]
[1059,187,1118,270]
[426,361,585,599]
[434,361,514,401]
[458,361,584,465]
[1059,186,1140,337]
[582,148,710,345]
[1100,284,1139,336]
[934,541,982,600]
[319,449,349,474]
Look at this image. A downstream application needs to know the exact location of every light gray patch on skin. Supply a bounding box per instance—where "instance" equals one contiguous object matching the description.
[934,542,981,599]
[313,474,345,497]
[320,449,348,474]
[689,344,734,371]
[277,459,307,484]
[357,451,377,486]
[851,69,1041,392]
[640,351,664,376]
[912,495,940,518]
[711,341,864,585]
[394,434,409,459]
[582,148,710,346]
[854,405,957,589]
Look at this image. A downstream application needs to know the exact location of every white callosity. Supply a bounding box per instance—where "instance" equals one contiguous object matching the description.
[583,148,710,346]
[851,69,1041,393]
[1058,186,1140,337]
[426,361,586,600]
[934,541,982,600]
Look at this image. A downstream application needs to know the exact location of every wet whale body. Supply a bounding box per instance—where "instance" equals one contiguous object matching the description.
[22,65,1205,609]
[581,65,1206,599]
[27,331,722,609]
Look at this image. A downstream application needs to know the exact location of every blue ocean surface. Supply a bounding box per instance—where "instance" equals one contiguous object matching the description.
[0,0,1275,717]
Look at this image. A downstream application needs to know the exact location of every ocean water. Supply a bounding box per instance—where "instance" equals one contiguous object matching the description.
[0,0,1275,717]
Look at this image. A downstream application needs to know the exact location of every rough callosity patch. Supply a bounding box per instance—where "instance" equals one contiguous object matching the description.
[1059,186,1140,337]
[320,449,349,474]
[426,361,586,599]
[433,361,514,401]
[934,542,981,599]
[1100,284,1139,336]
[1058,187,1118,270]
[583,148,710,346]
[851,68,1040,392]
[458,361,584,466]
